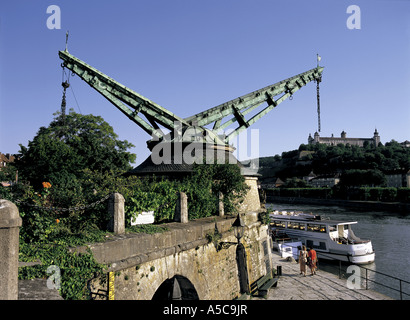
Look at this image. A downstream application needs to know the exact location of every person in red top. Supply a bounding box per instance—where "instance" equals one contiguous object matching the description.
[308,248,318,275]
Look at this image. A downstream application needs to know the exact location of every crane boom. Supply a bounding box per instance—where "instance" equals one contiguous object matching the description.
[185,67,323,141]
[59,49,323,148]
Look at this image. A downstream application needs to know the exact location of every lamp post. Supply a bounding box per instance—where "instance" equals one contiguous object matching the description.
[232,214,245,243]
[218,214,245,250]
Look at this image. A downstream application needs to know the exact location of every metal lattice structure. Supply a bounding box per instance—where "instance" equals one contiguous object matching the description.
[59,50,323,152]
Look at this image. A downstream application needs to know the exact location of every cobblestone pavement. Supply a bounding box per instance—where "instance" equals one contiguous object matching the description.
[263,252,393,300]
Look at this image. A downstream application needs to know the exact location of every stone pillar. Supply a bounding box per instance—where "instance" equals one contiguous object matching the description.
[108,193,125,234]
[238,176,261,214]
[174,192,188,223]
[0,199,22,300]
[218,192,224,217]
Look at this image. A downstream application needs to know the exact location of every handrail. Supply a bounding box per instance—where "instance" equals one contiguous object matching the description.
[322,256,410,300]
[271,241,410,300]
[343,263,410,300]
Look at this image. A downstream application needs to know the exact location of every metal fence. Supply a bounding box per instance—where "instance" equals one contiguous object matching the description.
[272,242,410,300]
[332,261,410,300]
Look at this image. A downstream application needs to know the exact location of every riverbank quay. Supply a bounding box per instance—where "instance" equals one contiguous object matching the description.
[266,195,410,213]
[261,251,393,300]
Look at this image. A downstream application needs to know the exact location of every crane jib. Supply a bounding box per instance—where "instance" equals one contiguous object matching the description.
[58,49,323,146]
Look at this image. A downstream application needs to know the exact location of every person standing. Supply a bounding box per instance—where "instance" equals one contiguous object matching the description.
[308,247,318,275]
[299,245,308,277]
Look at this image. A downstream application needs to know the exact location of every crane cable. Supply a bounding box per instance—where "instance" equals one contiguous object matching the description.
[316,76,321,133]
[60,67,70,126]
[60,64,83,124]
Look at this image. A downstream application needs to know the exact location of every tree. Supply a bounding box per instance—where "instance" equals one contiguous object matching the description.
[16,110,136,188]
[339,169,385,187]
[184,163,248,218]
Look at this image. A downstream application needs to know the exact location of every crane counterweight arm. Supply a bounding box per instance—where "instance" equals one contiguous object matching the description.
[58,50,189,139]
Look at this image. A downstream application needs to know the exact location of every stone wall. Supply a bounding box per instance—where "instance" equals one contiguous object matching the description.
[238,176,261,214]
[242,212,271,286]
[86,212,272,300]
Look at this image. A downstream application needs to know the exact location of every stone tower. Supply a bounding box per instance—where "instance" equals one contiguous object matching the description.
[373,129,380,146]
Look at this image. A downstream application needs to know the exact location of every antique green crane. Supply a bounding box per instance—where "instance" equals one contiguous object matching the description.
[59,49,323,145]
[59,49,323,174]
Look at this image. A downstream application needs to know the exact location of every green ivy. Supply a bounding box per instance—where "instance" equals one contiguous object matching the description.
[5,162,248,299]
[19,241,105,300]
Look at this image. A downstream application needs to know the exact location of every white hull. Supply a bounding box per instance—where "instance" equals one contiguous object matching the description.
[316,250,375,265]
[270,211,375,265]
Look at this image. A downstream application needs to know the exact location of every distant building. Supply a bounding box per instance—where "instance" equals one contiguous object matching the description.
[0,153,15,169]
[308,129,380,147]
[308,174,340,188]
[303,171,317,184]
[400,140,410,148]
[0,152,17,187]
[385,169,410,188]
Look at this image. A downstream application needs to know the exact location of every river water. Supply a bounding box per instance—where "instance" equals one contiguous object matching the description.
[266,202,410,300]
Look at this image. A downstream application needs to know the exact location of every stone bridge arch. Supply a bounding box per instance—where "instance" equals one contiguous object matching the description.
[152,275,199,300]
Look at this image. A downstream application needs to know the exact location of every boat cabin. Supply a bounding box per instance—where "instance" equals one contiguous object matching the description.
[270,214,370,246]
[269,211,375,264]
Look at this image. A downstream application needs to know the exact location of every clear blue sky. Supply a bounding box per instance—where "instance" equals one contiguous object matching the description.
[1,0,409,166]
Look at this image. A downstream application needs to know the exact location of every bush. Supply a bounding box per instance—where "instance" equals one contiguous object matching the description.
[397,188,410,202]
[369,188,383,201]
[274,188,331,199]
[3,162,247,299]
[381,188,397,202]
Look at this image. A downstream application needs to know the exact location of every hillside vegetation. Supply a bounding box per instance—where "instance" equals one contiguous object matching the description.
[258,140,410,187]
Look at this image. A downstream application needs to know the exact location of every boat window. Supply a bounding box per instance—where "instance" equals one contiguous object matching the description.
[288,222,300,229]
[307,224,317,232]
[272,220,286,228]
[307,224,327,233]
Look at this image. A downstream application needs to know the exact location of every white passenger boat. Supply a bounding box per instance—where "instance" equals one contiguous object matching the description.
[269,210,375,264]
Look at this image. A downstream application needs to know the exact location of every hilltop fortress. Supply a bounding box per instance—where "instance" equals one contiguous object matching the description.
[308,129,380,147]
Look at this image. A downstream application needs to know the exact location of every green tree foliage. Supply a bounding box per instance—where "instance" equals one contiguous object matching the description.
[260,141,410,184]
[3,161,247,299]
[15,109,136,189]
[2,109,249,300]
[339,169,386,187]
[184,163,248,218]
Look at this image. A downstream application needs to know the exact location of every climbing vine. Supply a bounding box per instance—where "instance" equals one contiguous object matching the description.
[18,241,106,300]
[2,162,248,299]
